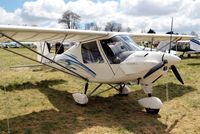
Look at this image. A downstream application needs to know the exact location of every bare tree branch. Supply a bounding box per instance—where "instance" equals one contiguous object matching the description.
[58,10,81,29]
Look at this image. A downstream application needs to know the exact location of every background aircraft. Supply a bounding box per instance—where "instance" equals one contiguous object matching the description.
[171,39,200,57]
[152,38,200,57]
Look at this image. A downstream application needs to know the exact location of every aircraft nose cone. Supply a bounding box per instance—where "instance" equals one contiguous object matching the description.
[164,53,181,65]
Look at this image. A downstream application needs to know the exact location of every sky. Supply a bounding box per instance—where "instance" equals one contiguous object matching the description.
[0,0,199,34]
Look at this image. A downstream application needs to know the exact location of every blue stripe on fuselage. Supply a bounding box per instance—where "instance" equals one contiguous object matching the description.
[63,54,96,77]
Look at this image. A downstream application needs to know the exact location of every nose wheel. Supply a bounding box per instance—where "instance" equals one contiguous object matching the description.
[139,83,162,114]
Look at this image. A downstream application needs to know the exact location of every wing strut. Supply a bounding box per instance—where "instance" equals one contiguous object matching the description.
[0,33,88,82]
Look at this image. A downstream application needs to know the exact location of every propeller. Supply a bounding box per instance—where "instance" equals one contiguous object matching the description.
[143,60,167,79]
[171,65,184,84]
[143,17,184,85]
[144,62,184,84]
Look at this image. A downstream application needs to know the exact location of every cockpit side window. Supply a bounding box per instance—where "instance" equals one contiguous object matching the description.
[100,35,141,64]
[100,39,122,64]
[81,41,104,64]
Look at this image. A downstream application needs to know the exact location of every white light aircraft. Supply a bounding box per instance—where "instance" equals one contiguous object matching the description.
[0,25,193,114]
[147,38,200,57]
[172,39,200,57]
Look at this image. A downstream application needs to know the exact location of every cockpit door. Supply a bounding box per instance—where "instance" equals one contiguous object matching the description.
[81,41,114,82]
[99,35,141,79]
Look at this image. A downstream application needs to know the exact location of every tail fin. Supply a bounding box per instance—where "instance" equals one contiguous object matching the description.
[190,39,200,51]
[35,42,52,63]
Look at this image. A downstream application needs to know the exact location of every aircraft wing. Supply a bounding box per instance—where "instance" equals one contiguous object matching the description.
[0,25,194,43]
[0,25,109,43]
[127,33,194,42]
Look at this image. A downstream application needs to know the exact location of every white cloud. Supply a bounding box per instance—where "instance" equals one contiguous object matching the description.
[16,0,66,25]
[0,0,199,34]
[185,0,200,19]
[0,7,22,25]
[65,0,118,23]
[120,0,181,16]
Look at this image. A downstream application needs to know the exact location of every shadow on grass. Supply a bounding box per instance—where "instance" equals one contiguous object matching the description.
[153,82,196,101]
[0,79,65,91]
[0,80,196,134]
[181,55,200,60]
[187,63,200,66]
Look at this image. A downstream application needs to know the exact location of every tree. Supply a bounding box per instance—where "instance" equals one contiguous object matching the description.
[147,29,156,48]
[191,31,199,38]
[85,22,101,31]
[58,10,81,29]
[125,27,132,32]
[104,21,122,32]
[141,29,146,33]
[147,29,156,34]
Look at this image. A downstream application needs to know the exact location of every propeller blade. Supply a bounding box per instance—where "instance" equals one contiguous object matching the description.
[143,62,165,79]
[171,65,184,84]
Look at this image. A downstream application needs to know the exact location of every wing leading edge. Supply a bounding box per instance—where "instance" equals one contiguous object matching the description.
[0,25,109,43]
[128,33,194,42]
[0,25,194,43]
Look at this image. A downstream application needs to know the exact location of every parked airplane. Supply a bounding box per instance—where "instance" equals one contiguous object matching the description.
[147,38,200,57]
[171,39,200,57]
[0,41,35,48]
[0,25,193,114]
[0,42,20,48]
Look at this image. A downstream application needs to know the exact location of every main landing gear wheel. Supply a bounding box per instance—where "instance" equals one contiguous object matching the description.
[180,55,184,58]
[118,85,130,96]
[72,93,88,105]
[145,108,160,115]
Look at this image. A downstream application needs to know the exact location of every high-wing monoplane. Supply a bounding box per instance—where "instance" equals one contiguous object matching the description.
[0,25,193,114]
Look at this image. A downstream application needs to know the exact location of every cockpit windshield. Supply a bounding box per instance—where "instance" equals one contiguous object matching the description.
[100,35,141,64]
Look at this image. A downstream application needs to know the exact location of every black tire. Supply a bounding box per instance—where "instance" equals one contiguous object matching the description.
[187,54,191,58]
[145,108,160,115]
[118,93,128,96]
[180,55,184,58]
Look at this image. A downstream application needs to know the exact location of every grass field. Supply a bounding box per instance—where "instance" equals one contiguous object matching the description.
[0,48,200,134]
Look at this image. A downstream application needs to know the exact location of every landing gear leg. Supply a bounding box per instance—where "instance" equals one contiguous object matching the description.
[138,83,162,115]
[84,82,88,94]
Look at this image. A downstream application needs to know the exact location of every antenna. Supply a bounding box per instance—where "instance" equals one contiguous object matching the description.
[168,17,173,53]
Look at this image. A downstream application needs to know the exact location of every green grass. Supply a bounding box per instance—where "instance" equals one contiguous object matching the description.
[0,48,200,134]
